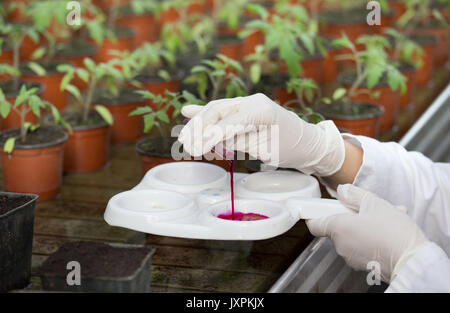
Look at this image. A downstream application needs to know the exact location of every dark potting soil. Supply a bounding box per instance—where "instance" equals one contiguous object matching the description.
[338,71,391,88]
[320,8,369,24]
[38,241,153,278]
[62,110,108,129]
[55,40,97,58]
[0,81,43,98]
[0,126,68,148]
[135,68,182,84]
[217,34,243,45]
[110,26,135,38]
[318,101,384,120]
[136,136,178,157]
[408,33,439,47]
[20,61,65,76]
[93,88,145,106]
[0,195,33,216]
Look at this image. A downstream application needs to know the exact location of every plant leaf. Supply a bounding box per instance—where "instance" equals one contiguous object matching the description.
[4,137,15,154]
[95,105,114,126]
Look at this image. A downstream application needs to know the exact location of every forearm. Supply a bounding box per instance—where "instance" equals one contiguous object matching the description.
[322,140,363,190]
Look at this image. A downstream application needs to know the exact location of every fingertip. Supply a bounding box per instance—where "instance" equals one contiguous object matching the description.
[181,105,203,118]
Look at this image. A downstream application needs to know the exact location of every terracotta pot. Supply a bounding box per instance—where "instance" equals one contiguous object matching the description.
[410,34,438,87]
[278,54,324,83]
[414,25,450,67]
[242,30,264,56]
[97,89,145,145]
[388,1,406,21]
[0,127,68,202]
[322,48,339,84]
[273,87,296,106]
[319,102,384,138]
[116,13,157,47]
[160,8,180,25]
[5,0,28,23]
[93,28,134,63]
[63,123,110,173]
[54,41,98,91]
[136,137,176,173]
[0,48,13,82]
[218,37,244,61]
[0,82,42,130]
[20,34,41,61]
[340,73,399,133]
[21,64,68,111]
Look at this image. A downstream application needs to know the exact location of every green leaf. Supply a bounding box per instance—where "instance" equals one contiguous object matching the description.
[65,84,82,102]
[157,69,171,82]
[156,111,170,124]
[27,62,47,76]
[250,64,261,84]
[129,106,153,116]
[4,137,15,154]
[31,47,46,60]
[60,72,74,91]
[76,68,90,83]
[333,88,347,101]
[95,105,114,126]
[143,113,155,133]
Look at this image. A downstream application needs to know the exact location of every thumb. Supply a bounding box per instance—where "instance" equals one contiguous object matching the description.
[181,105,204,118]
[306,216,334,238]
[336,184,369,213]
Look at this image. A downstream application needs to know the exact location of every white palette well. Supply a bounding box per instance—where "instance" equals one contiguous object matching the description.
[104,162,353,240]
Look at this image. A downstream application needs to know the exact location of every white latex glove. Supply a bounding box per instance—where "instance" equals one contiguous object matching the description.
[178,93,345,176]
[307,184,429,283]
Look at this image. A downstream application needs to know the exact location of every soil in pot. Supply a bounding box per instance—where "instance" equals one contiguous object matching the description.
[62,111,110,173]
[0,192,38,292]
[409,33,438,87]
[91,27,135,63]
[94,88,145,145]
[37,241,155,293]
[318,101,384,138]
[115,5,157,47]
[339,72,399,134]
[136,136,178,173]
[54,40,98,91]
[0,81,43,130]
[0,126,68,201]
[21,61,68,111]
[176,43,219,73]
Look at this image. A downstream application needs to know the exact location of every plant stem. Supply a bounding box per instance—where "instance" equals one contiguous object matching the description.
[12,35,24,91]
[83,78,97,124]
[20,102,27,143]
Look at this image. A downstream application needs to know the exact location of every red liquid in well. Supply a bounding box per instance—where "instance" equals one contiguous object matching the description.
[222,159,268,221]
[218,212,269,221]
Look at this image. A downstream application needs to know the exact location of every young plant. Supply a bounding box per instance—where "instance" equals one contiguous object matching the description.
[240,4,319,78]
[0,84,70,152]
[184,54,248,101]
[285,77,325,124]
[397,0,449,29]
[129,90,204,151]
[106,0,159,29]
[384,28,425,68]
[57,58,118,125]
[331,34,407,113]
[0,19,39,90]
[243,44,277,87]
[213,0,251,31]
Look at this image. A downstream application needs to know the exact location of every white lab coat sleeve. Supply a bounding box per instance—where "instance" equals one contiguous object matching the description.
[386,242,450,292]
[322,135,450,255]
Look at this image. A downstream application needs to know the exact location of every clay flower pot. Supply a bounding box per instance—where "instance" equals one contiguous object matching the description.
[0,81,42,130]
[115,6,157,48]
[21,62,68,111]
[0,127,68,202]
[54,40,98,91]
[63,112,110,173]
[94,88,145,145]
[339,73,399,134]
[414,23,450,67]
[217,20,264,57]
[0,191,38,292]
[92,27,135,63]
[409,33,438,87]
[218,35,244,61]
[318,102,384,138]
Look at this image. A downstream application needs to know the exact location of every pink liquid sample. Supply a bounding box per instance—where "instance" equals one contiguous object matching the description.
[218,212,269,221]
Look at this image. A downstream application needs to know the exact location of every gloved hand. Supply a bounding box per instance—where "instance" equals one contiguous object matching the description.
[307,184,429,283]
[178,93,345,176]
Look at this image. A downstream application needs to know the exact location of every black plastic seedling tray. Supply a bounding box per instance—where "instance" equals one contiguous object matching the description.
[0,192,38,293]
[38,241,155,293]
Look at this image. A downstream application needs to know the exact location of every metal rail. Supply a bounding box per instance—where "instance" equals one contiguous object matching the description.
[269,83,450,293]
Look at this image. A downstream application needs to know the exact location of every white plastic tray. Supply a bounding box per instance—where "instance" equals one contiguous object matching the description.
[104,162,353,240]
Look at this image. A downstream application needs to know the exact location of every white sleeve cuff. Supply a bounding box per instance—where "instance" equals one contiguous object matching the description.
[386,242,450,293]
